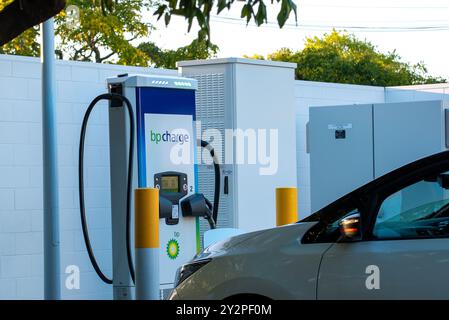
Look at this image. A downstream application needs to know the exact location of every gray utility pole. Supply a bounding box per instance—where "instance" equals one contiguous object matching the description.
[41,18,61,300]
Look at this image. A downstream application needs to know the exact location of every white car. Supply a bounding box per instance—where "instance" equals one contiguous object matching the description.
[170,151,449,300]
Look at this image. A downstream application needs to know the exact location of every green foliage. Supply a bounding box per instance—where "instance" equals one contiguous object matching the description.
[0,0,152,65]
[153,0,297,41]
[0,0,12,7]
[245,53,265,60]
[97,0,297,41]
[256,30,445,86]
[0,0,220,67]
[0,0,40,56]
[55,0,151,65]
[0,26,40,56]
[138,38,218,69]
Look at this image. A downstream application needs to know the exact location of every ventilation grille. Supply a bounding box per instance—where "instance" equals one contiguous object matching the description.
[194,73,226,164]
[189,73,233,249]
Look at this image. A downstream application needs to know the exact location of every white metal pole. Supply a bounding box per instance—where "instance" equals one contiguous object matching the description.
[41,18,61,300]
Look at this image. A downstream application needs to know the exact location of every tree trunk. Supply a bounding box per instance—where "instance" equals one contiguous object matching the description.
[0,0,66,46]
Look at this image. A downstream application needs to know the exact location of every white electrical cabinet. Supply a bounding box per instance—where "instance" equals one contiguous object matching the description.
[309,100,449,212]
[178,58,297,240]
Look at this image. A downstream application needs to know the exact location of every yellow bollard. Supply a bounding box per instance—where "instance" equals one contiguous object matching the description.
[134,188,159,300]
[135,188,159,249]
[276,187,298,226]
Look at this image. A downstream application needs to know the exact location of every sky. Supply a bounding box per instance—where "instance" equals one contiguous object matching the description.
[145,0,449,80]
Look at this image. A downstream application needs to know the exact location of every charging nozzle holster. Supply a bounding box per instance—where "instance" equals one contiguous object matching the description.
[181,194,216,229]
[181,194,209,218]
[159,196,173,219]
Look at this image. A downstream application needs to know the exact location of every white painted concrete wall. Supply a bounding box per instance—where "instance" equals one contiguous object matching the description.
[0,54,175,299]
[295,81,385,218]
[386,83,449,102]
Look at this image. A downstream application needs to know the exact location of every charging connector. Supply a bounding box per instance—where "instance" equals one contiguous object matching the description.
[79,93,135,285]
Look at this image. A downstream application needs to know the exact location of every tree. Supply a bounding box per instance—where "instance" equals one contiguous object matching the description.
[1,0,219,67]
[1,0,296,47]
[54,0,151,65]
[0,0,65,46]
[0,25,39,56]
[1,0,153,66]
[154,0,297,41]
[248,30,446,86]
[138,38,218,69]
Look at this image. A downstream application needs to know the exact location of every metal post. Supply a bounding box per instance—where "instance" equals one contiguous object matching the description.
[41,18,61,300]
[135,188,160,300]
[109,104,135,299]
[275,187,298,226]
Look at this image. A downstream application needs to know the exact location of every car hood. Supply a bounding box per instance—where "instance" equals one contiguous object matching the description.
[193,222,318,261]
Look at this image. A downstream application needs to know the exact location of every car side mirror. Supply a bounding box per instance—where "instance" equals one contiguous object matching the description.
[339,213,362,241]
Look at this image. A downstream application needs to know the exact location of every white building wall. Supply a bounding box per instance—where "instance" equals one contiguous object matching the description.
[295,80,385,218]
[0,54,175,299]
[386,83,449,102]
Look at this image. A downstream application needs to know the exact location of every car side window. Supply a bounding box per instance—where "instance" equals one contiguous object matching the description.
[373,173,449,240]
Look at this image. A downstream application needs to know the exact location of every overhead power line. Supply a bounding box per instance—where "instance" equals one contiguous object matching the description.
[298,4,449,10]
[211,15,449,32]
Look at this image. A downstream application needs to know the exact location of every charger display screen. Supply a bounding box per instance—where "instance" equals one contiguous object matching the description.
[161,176,179,193]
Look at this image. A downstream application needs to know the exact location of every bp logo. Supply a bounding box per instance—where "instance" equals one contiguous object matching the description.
[166,239,180,260]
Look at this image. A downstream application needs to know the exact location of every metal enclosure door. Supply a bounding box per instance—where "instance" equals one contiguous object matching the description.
[309,104,374,212]
[373,100,445,178]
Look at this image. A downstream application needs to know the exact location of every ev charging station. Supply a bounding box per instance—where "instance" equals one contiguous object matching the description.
[79,74,220,300]
[108,74,200,299]
[71,57,297,300]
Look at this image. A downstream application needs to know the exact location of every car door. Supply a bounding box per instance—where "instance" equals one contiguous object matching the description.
[314,151,449,299]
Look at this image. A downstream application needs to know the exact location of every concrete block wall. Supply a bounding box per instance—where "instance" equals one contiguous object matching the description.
[386,83,449,103]
[0,54,175,299]
[295,80,385,218]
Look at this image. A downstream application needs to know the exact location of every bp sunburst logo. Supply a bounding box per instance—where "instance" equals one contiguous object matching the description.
[166,239,180,260]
